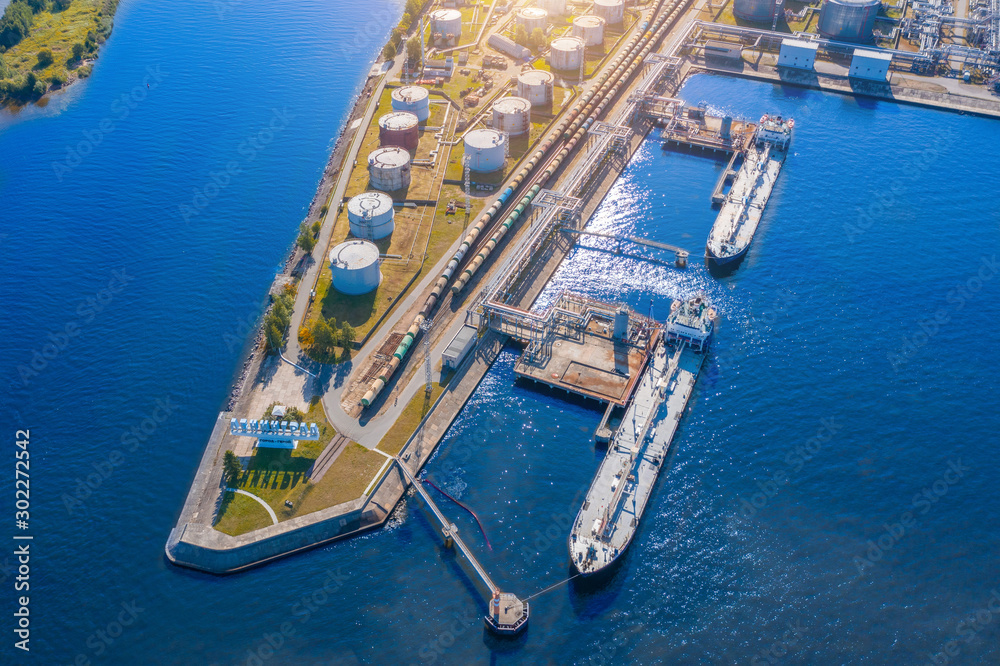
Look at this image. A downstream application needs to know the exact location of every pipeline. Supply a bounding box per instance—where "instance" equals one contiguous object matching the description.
[362,0,690,408]
[448,0,692,295]
[423,478,493,551]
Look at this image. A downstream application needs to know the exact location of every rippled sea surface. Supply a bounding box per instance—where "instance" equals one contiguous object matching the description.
[2,1,999,661]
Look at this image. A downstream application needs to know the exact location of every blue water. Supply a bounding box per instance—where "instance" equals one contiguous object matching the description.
[2,0,999,660]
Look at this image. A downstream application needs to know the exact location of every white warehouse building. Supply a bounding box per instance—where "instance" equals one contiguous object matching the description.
[850,48,892,81]
[778,39,818,70]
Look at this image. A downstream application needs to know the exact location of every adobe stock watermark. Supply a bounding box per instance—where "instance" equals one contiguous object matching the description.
[750,620,809,665]
[16,269,134,387]
[62,395,182,514]
[70,599,145,665]
[732,417,842,521]
[239,566,351,666]
[180,107,295,224]
[923,587,1000,665]
[852,459,970,576]
[843,131,955,243]
[52,65,166,182]
[888,255,998,372]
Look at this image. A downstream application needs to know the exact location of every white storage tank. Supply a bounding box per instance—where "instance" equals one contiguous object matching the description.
[517,7,548,33]
[540,0,567,15]
[391,86,430,122]
[572,15,606,47]
[347,191,395,240]
[548,36,585,71]
[593,0,625,24]
[491,96,531,136]
[329,240,381,295]
[517,69,555,105]
[367,146,411,192]
[429,9,462,39]
[464,128,507,173]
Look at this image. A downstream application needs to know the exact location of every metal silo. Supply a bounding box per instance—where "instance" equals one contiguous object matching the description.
[517,7,548,34]
[548,36,585,71]
[733,0,785,23]
[391,86,430,122]
[463,129,507,173]
[377,111,419,150]
[818,0,881,42]
[367,147,411,192]
[491,96,531,136]
[517,69,555,106]
[347,192,395,240]
[329,241,381,295]
[572,15,606,47]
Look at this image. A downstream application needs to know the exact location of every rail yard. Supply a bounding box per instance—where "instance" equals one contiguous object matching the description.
[166,0,1000,638]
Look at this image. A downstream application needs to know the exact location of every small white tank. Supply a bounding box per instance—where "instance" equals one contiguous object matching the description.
[491,96,531,136]
[517,7,548,33]
[367,146,411,192]
[593,0,625,24]
[464,128,507,173]
[548,36,585,71]
[517,69,555,106]
[391,86,430,122]
[572,15,606,47]
[540,0,567,15]
[329,240,381,295]
[429,9,462,39]
[347,191,395,240]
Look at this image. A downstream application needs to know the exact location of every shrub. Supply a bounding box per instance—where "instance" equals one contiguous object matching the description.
[72,42,84,60]
[32,78,46,96]
[50,71,66,85]
[36,48,53,67]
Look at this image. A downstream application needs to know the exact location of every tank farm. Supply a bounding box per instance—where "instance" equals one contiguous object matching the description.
[169,0,1000,636]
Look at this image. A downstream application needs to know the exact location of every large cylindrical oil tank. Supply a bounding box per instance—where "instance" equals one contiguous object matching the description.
[347,191,395,240]
[572,15,606,46]
[463,128,506,173]
[377,111,419,150]
[593,0,625,24]
[517,69,555,106]
[733,0,785,22]
[367,146,411,192]
[491,96,531,136]
[540,0,567,15]
[548,36,585,71]
[329,240,381,295]
[391,86,430,122]
[429,9,462,39]
[818,0,880,42]
[517,7,548,33]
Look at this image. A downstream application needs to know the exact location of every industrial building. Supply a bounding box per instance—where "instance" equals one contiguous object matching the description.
[849,48,892,80]
[817,0,881,43]
[329,240,382,295]
[347,191,395,240]
[442,325,478,370]
[391,86,430,122]
[464,128,507,173]
[367,146,412,192]
[488,33,531,60]
[778,39,818,69]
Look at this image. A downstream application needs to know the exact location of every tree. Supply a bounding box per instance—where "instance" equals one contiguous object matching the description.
[0,2,35,49]
[340,322,356,348]
[529,28,546,50]
[311,220,321,235]
[297,221,316,253]
[513,25,529,47]
[223,450,242,485]
[71,42,84,61]
[311,317,337,354]
[36,48,53,67]
[382,41,396,60]
[406,36,422,64]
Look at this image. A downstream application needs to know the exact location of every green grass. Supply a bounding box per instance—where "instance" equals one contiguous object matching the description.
[376,375,450,456]
[213,397,387,535]
[0,0,116,105]
[214,492,274,537]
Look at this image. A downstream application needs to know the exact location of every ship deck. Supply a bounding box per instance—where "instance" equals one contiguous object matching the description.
[569,340,705,574]
[707,141,783,258]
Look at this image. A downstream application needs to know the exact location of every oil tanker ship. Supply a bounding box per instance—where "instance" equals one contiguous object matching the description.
[569,294,715,576]
[706,114,794,267]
